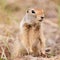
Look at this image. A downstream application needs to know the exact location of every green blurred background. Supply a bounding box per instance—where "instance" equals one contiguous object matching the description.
[0,0,60,25]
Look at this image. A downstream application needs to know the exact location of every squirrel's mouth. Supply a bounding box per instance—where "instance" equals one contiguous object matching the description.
[39,19,43,22]
[39,16,44,22]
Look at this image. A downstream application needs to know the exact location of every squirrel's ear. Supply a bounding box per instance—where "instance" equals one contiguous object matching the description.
[26,8,30,13]
[27,10,29,13]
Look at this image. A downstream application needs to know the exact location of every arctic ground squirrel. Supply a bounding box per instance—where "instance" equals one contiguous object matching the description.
[20,8,46,56]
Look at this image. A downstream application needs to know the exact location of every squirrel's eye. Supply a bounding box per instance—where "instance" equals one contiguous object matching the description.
[31,10,35,13]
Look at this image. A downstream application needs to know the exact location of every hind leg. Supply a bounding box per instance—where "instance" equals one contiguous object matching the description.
[38,38,46,57]
[30,40,40,56]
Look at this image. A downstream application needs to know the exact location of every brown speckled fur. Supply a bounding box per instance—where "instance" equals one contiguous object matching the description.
[20,8,46,56]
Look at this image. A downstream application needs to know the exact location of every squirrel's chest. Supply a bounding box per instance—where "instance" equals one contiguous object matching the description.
[29,25,40,40]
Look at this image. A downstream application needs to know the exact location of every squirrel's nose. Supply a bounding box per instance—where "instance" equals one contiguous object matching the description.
[41,16,44,19]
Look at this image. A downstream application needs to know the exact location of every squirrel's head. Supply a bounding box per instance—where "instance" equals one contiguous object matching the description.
[26,8,45,24]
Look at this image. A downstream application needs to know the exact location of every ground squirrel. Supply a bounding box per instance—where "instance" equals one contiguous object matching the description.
[20,8,46,56]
